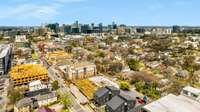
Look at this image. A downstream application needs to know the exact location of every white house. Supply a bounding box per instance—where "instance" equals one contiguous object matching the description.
[29,80,47,91]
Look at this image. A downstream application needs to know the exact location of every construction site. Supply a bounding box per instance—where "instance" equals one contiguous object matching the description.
[9,64,48,86]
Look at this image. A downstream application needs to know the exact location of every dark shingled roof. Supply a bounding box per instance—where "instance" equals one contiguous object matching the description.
[24,88,50,98]
[119,91,136,101]
[37,92,57,101]
[95,87,109,97]
[106,96,124,111]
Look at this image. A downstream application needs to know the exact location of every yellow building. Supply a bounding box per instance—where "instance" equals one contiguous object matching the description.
[10,64,48,86]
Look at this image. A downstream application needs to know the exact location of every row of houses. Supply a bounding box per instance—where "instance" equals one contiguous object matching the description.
[94,86,200,112]
[14,80,57,112]
[94,86,145,112]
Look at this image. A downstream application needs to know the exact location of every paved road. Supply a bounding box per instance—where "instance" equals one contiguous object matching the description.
[47,65,87,112]
[34,44,94,112]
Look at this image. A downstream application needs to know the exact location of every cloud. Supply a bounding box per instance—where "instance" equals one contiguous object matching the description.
[0,4,59,21]
[0,0,88,21]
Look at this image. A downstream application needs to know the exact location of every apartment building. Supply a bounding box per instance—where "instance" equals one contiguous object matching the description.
[58,61,96,80]
[10,64,48,86]
[0,44,11,76]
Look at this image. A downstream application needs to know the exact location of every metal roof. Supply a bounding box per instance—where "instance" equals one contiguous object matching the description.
[143,94,200,112]
[183,86,200,95]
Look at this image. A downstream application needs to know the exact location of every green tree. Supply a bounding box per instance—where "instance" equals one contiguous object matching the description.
[59,94,71,109]
[51,80,59,90]
[8,88,23,103]
[96,51,105,58]
[109,62,123,73]
[134,81,145,92]
[120,81,130,91]
[127,59,144,71]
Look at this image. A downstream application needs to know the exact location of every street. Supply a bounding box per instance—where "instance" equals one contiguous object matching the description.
[32,43,95,112]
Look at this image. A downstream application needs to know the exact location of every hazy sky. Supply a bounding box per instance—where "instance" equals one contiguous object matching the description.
[0,0,199,26]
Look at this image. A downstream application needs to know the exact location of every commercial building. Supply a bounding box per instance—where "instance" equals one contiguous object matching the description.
[143,86,200,112]
[0,44,11,76]
[10,64,48,86]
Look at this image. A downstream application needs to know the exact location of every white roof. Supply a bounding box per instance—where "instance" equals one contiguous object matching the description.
[143,94,200,112]
[29,80,42,87]
[183,86,200,95]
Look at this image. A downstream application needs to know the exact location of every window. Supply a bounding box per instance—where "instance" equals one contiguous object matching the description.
[191,93,198,98]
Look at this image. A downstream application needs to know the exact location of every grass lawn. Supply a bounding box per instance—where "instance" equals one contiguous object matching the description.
[73,79,98,100]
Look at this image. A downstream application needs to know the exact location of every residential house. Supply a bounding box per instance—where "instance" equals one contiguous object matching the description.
[176,70,189,79]
[181,86,200,102]
[37,92,57,106]
[94,86,120,106]
[29,80,48,91]
[14,98,38,112]
[105,92,136,112]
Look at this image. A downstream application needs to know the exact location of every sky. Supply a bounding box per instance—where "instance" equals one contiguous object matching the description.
[0,0,200,26]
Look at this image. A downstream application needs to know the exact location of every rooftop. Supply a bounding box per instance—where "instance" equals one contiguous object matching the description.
[37,92,56,101]
[15,97,32,108]
[106,86,119,92]
[29,80,42,87]
[143,94,200,112]
[106,96,124,111]
[95,87,109,97]
[183,86,200,95]
[71,61,96,68]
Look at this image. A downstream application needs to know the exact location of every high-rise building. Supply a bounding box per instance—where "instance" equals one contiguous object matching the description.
[112,22,117,29]
[172,25,181,33]
[60,24,71,34]
[71,21,81,34]
[46,23,59,33]
[81,24,91,33]
[0,44,12,76]
[99,23,103,33]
